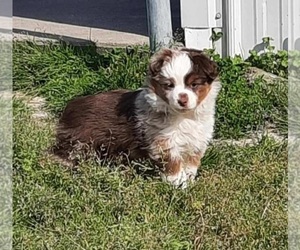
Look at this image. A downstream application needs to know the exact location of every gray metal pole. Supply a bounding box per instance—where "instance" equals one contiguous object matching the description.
[222,0,229,57]
[146,0,173,52]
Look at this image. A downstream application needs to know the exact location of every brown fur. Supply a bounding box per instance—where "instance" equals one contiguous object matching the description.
[183,48,218,105]
[186,154,202,168]
[149,78,171,104]
[183,48,218,84]
[52,90,147,162]
[149,49,173,76]
[164,158,182,175]
[148,50,175,104]
[153,138,182,175]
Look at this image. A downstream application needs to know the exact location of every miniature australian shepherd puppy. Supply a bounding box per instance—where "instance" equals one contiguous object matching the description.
[53,47,221,188]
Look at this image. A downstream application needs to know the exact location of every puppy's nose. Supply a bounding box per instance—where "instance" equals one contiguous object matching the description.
[178,93,188,107]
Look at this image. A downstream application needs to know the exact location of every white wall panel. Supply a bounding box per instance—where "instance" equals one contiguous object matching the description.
[182,0,295,56]
[290,0,300,49]
[241,0,256,56]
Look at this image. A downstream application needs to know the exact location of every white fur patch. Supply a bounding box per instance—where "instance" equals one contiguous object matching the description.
[161,169,188,189]
[168,86,198,110]
[184,165,198,181]
[161,165,198,188]
[136,80,221,157]
[144,90,168,113]
[161,53,197,111]
[161,53,192,83]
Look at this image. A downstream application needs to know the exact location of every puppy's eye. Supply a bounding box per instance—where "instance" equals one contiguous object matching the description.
[167,82,175,88]
[191,83,198,88]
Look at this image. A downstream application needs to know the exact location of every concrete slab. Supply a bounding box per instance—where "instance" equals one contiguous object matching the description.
[13,17,149,47]
[13,0,180,46]
[14,17,91,40]
[13,0,180,36]
[0,16,12,30]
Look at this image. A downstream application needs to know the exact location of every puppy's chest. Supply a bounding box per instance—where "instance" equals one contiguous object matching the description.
[166,119,206,146]
[146,117,212,153]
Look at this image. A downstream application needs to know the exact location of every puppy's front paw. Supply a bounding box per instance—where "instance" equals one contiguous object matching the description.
[184,166,198,182]
[161,169,188,189]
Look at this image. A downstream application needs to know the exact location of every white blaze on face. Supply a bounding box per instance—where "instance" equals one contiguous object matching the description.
[161,53,198,110]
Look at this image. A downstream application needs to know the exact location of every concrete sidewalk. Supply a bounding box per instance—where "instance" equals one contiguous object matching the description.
[13,0,181,47]
[13,17,149,47]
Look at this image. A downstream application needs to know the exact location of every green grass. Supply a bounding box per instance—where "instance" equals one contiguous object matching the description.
[13,42,149,114]
[13,98,287,249]
[13,41,288,249]
[245,37,288,79]
[13,41,287,139]
[214,55,287,138]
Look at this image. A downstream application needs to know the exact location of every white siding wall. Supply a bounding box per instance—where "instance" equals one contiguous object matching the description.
[181,0,297,57]
[181,0,222,53]
[289,0,300,50]
[235,0,289,57]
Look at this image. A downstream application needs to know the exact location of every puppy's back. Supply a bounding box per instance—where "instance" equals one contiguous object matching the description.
[54,89,146,160]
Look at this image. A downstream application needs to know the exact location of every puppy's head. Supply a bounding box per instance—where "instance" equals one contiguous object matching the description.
[147,48,218,112]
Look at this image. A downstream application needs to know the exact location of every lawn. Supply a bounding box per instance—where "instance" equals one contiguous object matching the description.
[13,41,287,249]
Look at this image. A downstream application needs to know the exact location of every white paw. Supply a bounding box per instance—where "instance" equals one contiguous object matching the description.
[184,166,198,182]
[161,169,188,189]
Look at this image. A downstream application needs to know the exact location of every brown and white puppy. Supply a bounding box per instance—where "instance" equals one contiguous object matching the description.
[53,48,221,188]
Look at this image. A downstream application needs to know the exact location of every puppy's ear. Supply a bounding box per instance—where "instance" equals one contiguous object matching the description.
[182,48,219,83]
[148,48,173,77]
